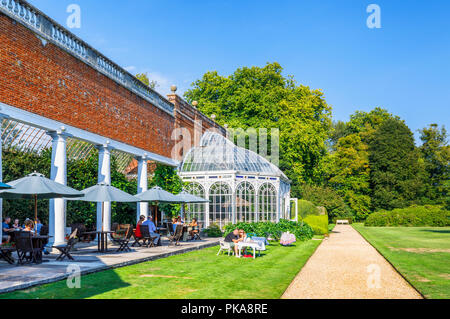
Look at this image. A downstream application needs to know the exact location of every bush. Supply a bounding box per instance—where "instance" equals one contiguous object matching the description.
[223,219,314,241]
[297,200,319,219]
[365,205,450,227]
[301,185,353,220]
[204,223,223,237]
[303,215,329,235]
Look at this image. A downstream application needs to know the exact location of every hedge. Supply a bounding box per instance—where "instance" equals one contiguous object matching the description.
[303,215,329,235]
[364,205,450,227]
[297,199,319,219]
[223,219,314,241]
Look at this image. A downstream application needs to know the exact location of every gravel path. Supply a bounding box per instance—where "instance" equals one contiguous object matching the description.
[282,225,422,299]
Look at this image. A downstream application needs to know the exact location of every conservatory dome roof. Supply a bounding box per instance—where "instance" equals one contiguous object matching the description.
[179,131,289,181]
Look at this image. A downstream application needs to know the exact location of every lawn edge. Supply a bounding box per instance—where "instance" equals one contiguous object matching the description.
[279,238,323,299]
[0,240,220,296]
[351,224,427,299]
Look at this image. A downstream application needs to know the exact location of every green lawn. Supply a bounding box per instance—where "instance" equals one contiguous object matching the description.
[1,240,321,299]
[353,224,450,299]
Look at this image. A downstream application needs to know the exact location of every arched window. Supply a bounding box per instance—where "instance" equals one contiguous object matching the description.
[258,183,277,222]
[185,182,206,225]
[236,182,256,223]
[208,182,232,229]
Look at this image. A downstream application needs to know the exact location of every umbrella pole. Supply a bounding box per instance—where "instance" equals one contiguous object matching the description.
[34,194,38,233]
[101,201,104,232]
[155,202,158,226]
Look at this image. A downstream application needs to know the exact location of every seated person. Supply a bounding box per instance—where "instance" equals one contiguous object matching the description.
[35,218,43,234]
[23,219,35,233]
[172,217,184,232]
[224,229,242,257]
[135,215,145,239]
[142,216,160,246]
[188,218,199,238]
[238,229,247,242]
[12,219,22,230]
[2,216,13,244]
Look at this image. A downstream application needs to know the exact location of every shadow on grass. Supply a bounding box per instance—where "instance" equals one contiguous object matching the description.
[420,229,450,234]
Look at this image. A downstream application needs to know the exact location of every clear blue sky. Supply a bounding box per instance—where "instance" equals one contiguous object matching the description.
[28,0,450,142]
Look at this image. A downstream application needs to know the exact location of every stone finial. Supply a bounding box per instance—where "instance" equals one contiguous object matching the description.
[224,124,228,129]
[211,114,216,120]
[170,85,177,93]
[192,101,198,108]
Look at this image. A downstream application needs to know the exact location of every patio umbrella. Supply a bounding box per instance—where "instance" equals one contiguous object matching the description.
[135,186,181,225]
[0,172,84,232]
[174,191,209,221]
[66,183,139,231]
[0,182,12,189]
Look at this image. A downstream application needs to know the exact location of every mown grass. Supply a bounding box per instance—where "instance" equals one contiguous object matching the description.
[1,240,321,299]
[353,224,450,299]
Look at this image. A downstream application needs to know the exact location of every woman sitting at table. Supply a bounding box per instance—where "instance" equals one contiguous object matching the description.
[12,219,22,230]
[135,215,145,239]
[172,217,184,233]
[238,229,247,242]
[23,219,35,233]
[188,218,199,238]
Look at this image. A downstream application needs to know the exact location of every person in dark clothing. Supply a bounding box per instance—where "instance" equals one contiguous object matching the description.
[224,229,241,257]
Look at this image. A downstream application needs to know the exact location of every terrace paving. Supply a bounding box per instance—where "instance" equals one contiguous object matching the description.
[282,224,423,299]
[0,237,219,294]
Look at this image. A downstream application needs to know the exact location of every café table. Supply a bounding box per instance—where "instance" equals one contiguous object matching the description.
[84,231,115,252]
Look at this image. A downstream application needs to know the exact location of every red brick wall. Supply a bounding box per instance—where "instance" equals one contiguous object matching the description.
[0,12,225,161]
[0,13,175,157]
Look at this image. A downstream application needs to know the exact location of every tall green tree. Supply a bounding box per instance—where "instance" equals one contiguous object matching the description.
[135,73,158,89]
[323,134,371,220]
[184,62,332,196]
[419,124,450,208]
[368,118,426,210]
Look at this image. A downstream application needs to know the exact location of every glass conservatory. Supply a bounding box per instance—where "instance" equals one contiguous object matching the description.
[179,132,291,229]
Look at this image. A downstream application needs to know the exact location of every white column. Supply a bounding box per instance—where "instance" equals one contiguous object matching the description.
[136,155,148,222]
[96,143,112,231]
[48,129,68,246]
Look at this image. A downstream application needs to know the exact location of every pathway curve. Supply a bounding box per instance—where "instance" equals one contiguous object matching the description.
[282,224,422,299]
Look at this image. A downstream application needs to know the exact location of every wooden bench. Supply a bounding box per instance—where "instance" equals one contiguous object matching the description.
[336,219,349,225]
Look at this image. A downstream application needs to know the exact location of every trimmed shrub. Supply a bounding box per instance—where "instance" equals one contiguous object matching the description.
[303,215,329,235]
[204,223,223,237]
[223,219,314,241]
[297,199,319,219]
[365,205,450,227]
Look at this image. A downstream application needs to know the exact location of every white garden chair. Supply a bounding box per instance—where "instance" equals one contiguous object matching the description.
[217,240,235,256]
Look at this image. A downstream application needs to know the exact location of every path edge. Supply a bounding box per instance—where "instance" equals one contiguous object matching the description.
[280,237,323,299]
[352,225,426,299]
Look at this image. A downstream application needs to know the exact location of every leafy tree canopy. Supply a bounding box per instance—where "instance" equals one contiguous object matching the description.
[184,62,332,195]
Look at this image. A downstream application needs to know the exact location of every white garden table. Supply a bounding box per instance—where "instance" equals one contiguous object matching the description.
[237,240,266,259]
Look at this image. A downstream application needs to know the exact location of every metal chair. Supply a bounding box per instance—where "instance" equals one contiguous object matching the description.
[53,229,78,261]
[169,224,184,246]
[139,225,157,248]
[15,231,40,265]
[114,226,133,252]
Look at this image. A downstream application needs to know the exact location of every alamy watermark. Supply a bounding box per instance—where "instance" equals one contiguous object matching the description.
[367,264,381,289]
[66,4,81,29]
[66,264,81,288]
[366,4,381,29]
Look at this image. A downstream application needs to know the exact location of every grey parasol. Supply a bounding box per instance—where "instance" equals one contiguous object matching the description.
[0,172,84,232]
